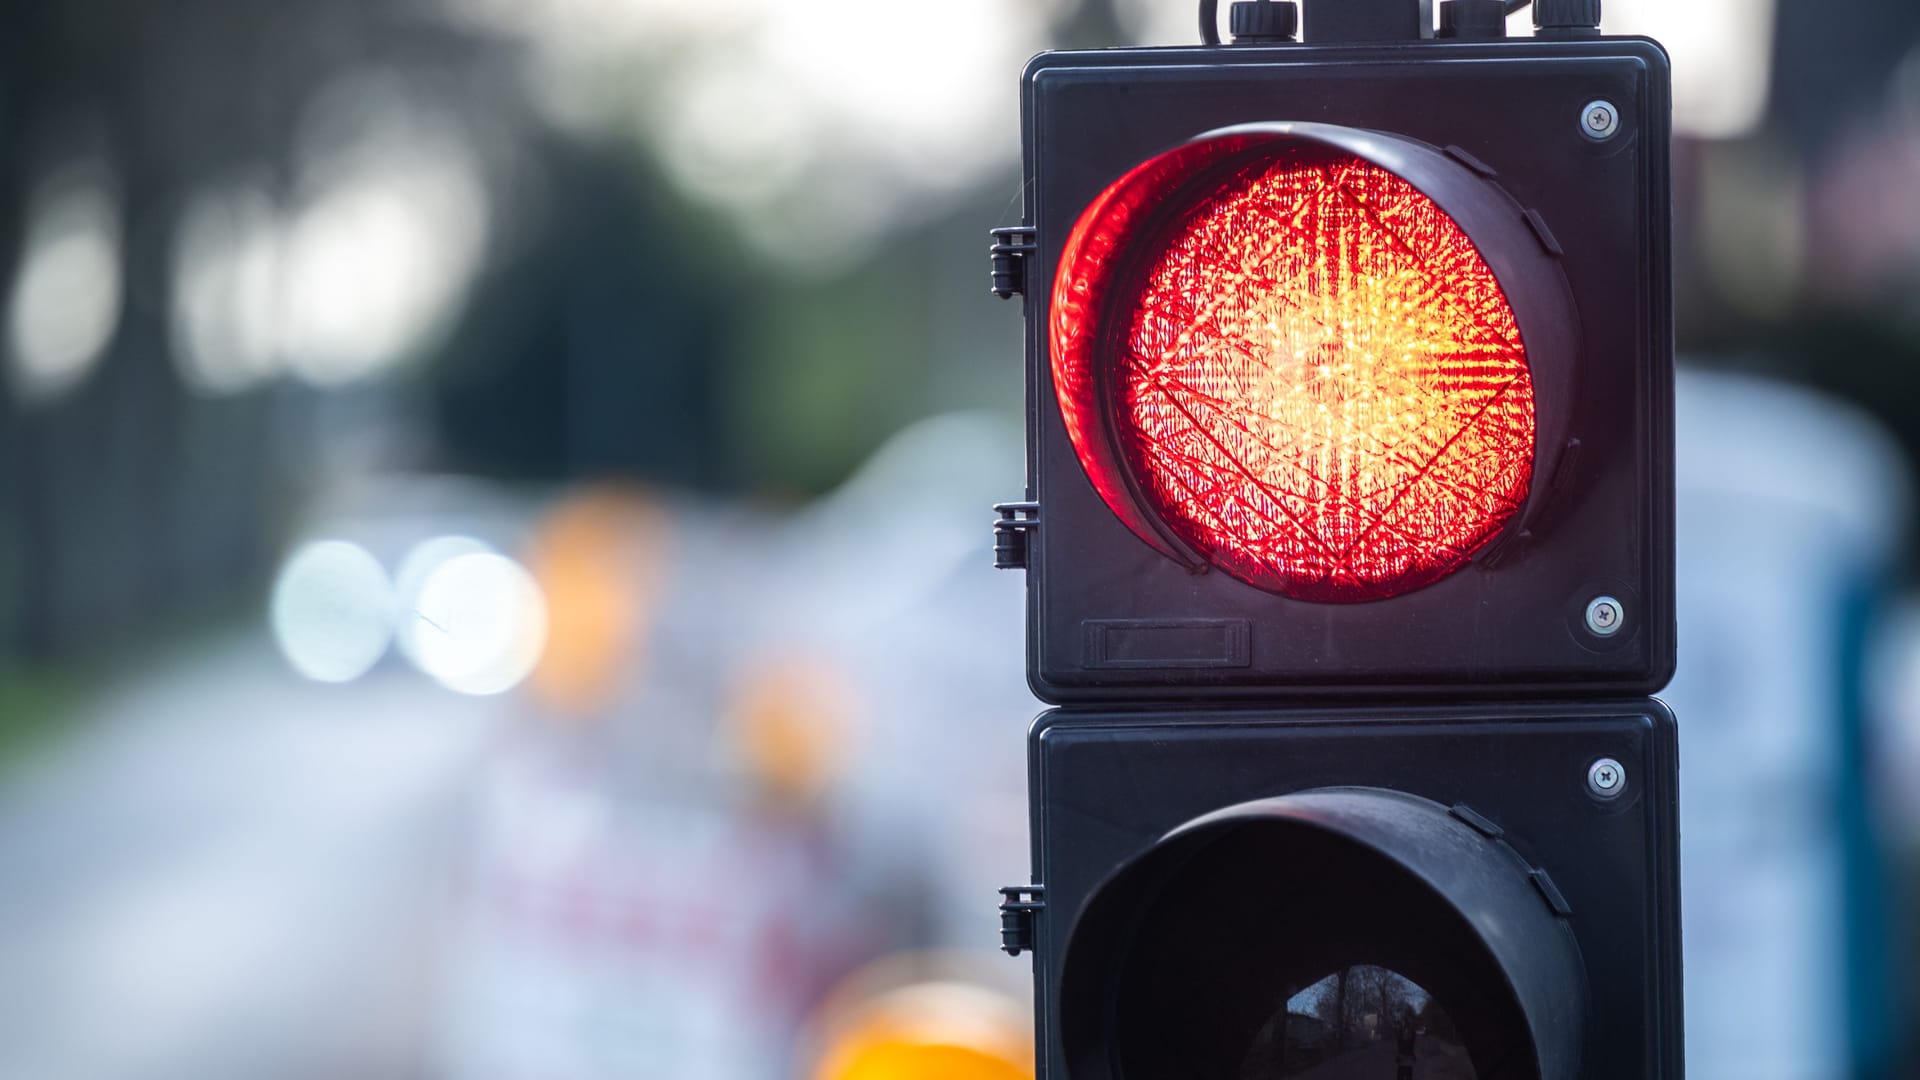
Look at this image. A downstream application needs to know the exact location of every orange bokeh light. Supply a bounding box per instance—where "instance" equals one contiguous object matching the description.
[809,980,1032,1080]
[1055,146,1535,601]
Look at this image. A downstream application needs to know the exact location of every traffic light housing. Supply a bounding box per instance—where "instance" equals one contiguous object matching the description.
[996,22,1674,701]
[1020,702,1683,1078]
[991,4,1683,1078]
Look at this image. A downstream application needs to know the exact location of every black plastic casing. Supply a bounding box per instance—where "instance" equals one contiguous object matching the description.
[1017,40,1675,703]
[1024,701,1685,1079]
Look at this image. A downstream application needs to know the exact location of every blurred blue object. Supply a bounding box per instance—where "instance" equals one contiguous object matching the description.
[1668,367,1911,1078]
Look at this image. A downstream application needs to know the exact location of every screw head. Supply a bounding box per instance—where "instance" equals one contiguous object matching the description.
[1587,757,1626,799]
[1584,595,1624,637]
[1581,99,1621,140]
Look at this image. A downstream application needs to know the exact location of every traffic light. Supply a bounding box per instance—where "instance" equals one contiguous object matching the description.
[989,1,1681,1076]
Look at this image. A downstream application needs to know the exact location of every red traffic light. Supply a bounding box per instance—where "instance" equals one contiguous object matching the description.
[1052,126,1574,599]
[996,20,1683,1080]
[1052,126,1542,601]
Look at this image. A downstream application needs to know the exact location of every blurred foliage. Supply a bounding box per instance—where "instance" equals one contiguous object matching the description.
[0,668,78,769]
[429,140,745,489]
[735,275,928,498]
[426,138,1023,498]
[731,205,1024,497]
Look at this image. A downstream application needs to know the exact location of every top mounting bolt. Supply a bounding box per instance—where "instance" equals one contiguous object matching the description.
[1535,0,1603,35]
[1228,0,1299,42]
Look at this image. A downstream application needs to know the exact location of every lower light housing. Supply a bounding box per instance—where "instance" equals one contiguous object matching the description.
[1026,703,1684,1079]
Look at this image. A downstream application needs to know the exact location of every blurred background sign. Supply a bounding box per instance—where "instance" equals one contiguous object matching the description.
[1,0,1919,1077]
[1669,370,1910,1078]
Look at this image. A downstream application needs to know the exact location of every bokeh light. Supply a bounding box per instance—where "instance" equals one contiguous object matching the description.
[407,552,548,696]
[170,182,283,396]
[809,981,1032,1080]
[270,541,397,683]
[393,535,498,668]
[6,160,123,404]
[725,655,856,806]
[280,72,490,385]
[526,490,669,716]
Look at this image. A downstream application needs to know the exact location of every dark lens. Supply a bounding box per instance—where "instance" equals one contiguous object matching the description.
[1059,793,1579,1080]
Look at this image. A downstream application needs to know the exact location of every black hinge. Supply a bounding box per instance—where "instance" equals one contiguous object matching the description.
[999,885,1045,956]
[1452,803,1576,919]
[988,227,1036,299]
[993,501,1040,569]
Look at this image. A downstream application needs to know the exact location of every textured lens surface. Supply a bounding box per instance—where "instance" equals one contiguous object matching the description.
[1059,149,1535,602]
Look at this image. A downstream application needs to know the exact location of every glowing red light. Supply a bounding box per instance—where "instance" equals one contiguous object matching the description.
[1053,143,1536,602]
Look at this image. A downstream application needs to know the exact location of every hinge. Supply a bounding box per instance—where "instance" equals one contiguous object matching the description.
[1530,867,1574,918]
[1452,803,1576,919]
[1448,802,1506,838]
[993,501,1040,569]
[999,885,1045,956]
[988,227,1037,299]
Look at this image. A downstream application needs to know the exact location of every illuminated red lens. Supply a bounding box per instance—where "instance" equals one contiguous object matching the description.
[1053,145,1535,602]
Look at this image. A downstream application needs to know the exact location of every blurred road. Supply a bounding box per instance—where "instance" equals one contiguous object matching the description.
[0,635,497,1080]
[0,411,1038,1080]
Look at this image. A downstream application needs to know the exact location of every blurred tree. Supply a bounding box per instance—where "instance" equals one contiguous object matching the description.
[430,139,743,488]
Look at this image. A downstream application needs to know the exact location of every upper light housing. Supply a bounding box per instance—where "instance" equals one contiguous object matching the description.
[1012,44,1674,702]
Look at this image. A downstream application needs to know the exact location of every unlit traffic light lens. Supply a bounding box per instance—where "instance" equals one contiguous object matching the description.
[1053,136,1537,602]
[1056,789,1584,1079]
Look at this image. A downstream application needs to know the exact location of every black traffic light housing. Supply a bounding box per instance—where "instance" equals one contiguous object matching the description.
[1000,34,1674,702]
[991,8,1683,1079]
[1022,702,1683,1078]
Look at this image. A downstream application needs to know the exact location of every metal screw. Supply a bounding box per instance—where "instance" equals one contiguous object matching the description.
[1584,595,1624,637]
[1581,99,1621,141]
[1587,757,1626,800]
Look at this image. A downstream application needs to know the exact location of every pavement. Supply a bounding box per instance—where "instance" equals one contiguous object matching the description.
[0,634,500,1080]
